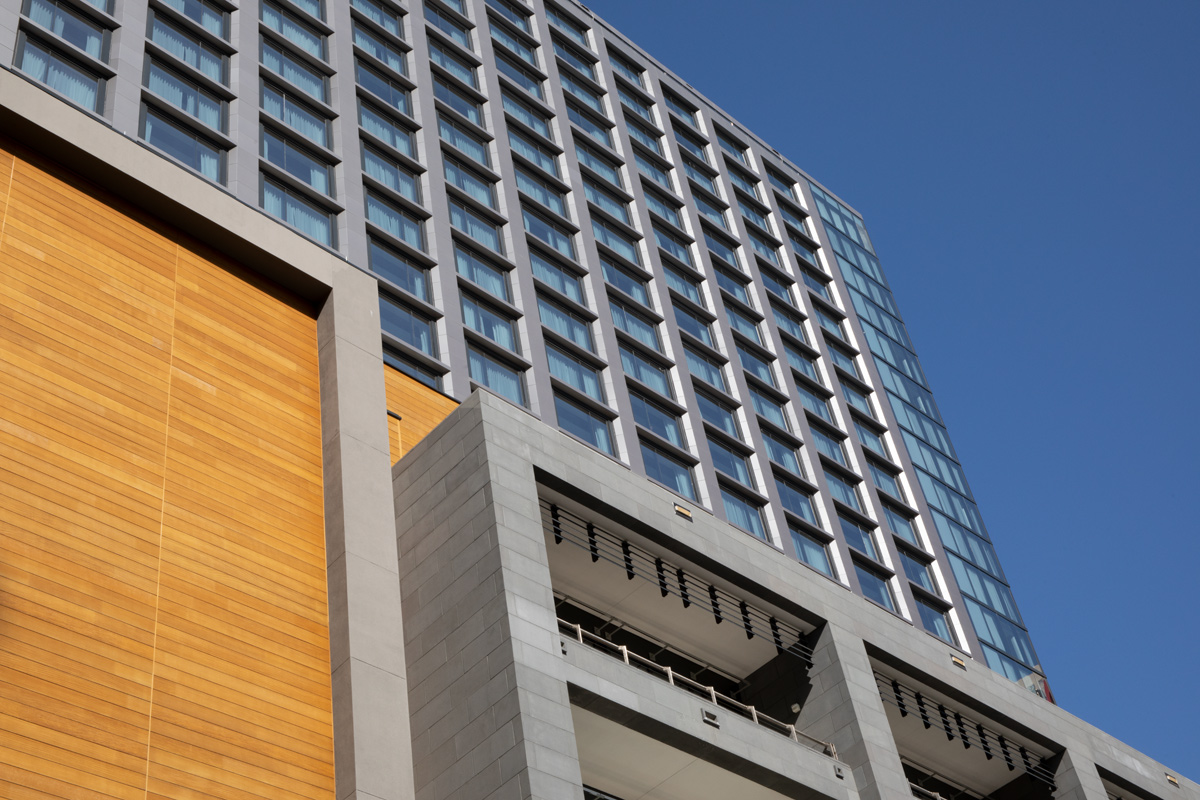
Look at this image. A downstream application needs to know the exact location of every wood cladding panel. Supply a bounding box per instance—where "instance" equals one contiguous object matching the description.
[382,365,459,463]
[0,138,334,799]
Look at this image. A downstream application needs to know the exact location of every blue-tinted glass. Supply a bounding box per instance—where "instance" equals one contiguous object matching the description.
[356,24,406,73]
[611,302,659,351]
[440,117,489,165]
[147,61,223,129]
[602,261,648,305]
[29,0,106,58]
[434,78,481,124]
[538,297,592,350]
[426,6,471,48]
[263,2,324,58]
[641,442,695,500]
[665,266,704,306]
[486,0,530,31]
[776,479,816,524]
[263,41,326,102]
[674,306,712,347]
[380,294,435,355]
[556,395,613,454]
[901,551,937,593]
[360,101,412,155]
[469,348,525,405]
[630,393,682,447]
[498,57,543,99]
[445,157,494,206]
[529,252,583,303]
[554,40,594,78]
[366,192,423,248]
[547,345,604,402]
[505,93,552,138]
[840,516,876,559]
[462,294,517,351]
[370,239,427,299]
[710,439,753,488]
[592,220,641,265]
[569,105,612,147]
[151,16,224,82]
[763,433,800,475]
[265,128,331,194]
[493,25,537,65]
[855,563,895,612]
[352,0,399,34]
[792,528,832,576]
[161,0,226,37]
[750,388,788,430]
[455,246,508,300]
[828,473,862,511]
[685,348,726,392]
[696,393,739,439]
[917,599,955,643]
[722,488,766,540]
[737,345,776,388]
[357,60,409,113]
[144,109,222,180]
[621,347,672,398]
[524,210,575,259]
[450,200,502,252]
[510,130,559,176]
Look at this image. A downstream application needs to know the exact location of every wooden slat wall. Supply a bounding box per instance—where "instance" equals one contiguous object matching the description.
[382,366,459,463]
[0,138,334,800]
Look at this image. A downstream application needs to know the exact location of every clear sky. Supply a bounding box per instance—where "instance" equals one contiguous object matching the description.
[586,0,1200,779]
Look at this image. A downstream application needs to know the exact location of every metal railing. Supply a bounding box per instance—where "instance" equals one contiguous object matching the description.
[559,618,837,759]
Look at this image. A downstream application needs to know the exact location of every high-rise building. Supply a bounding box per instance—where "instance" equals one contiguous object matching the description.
[0,1,1191,799]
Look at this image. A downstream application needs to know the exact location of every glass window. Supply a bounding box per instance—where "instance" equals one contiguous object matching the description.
[592,219,641,265]
[840,516,877,559]
[523,209,574,258]
[793,238,818,266]
[855,562,895,612]
[264,84,328,145]
[767,169,797,200]
[778,203,807,231]
[444,156,494,207]
[843,385,874,419]
[665,265,704,307]
[784,345,820,384]
[796,384,832,423]
[146,61,223,130]
[357,59,409,113]
[792,527,832,577]
[828,345,859,378]
[717,132,747,164]
[28,0,107,58]
[265,128,332,195]
[356,24,406,74]
[455,245,508,300]
[630,393,682,447]
[492,24,537,65]
[575,143,622,187]
[516,167,566,215]
[654,226,692,266]
[556,395,613,454]
[722,488,766,540]
[641,441,696,500]
[714,269,750,306]
[856,421,889,459]
[750,231,780,266]
[469,347,525,405]
[693,195,727,229]
[803,272,833,305]
[449,199,501,251]
[750,388,789,431]
[503,92,552,138]
[684,160,717,193]
[263,177,333,244]
[761,271,793,306]
[724,309,760,347]
[776,478,817,525]
[738,345,776,388]
[434,77,481,124]
[440,0,468,16]
[710,438,753,488]
[626,119,663,155]
[497,56,543,99]
[870,462,905,501]
[142,107,223,181]
[530,251,583,302]
[371,238,428,299]
[811,426,846,466]
[685,348,726,392]
[538,297,593,351]
[763,432,801,476]
[728,168,760,200]
[611,301,660,351]
[360,100,413,155]
[674,306,713,347]
[352,0,399,36]
[380,293,435,356]
[547,344,604,402]
[635,153,673,191]
[885,506,920,546]
[696,392,739,439]
[705,231,741,269]
[486,0,530,32]
[384,346,442,390]
[620,346,672,398]
[426,5,471,49]
[568,105,611,147]
[462,294,517,351]
[554,39,594,78]
[610,52,644,87]
[900,550,937,594]
[161,0,227,38]
[363,145,418,201]
[773,306,807,344]
[366,191,423,248]
[263,40,326,102]
[263,2,324,59]
[561,72,603,114]
[741,202,772,233]
[585,181,630,224]
[674,129,708,163]
[827,472,862,512]
[150,14,225,83]
[664,92,696,126]
[546,4,589,49]
[815,307,845,338]
[510,130,559,176]
[602,259,649,305]
[916,598,955,643]
[619,88,655,125]
[645,193,682,228]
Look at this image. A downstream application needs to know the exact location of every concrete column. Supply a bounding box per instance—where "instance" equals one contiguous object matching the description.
[1052,751,1110,800]
[796,623,912,800]
[320,264,416,800]
[395,393,586,800]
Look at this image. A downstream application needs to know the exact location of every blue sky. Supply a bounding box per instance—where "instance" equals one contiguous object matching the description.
[587,0,1200,778]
